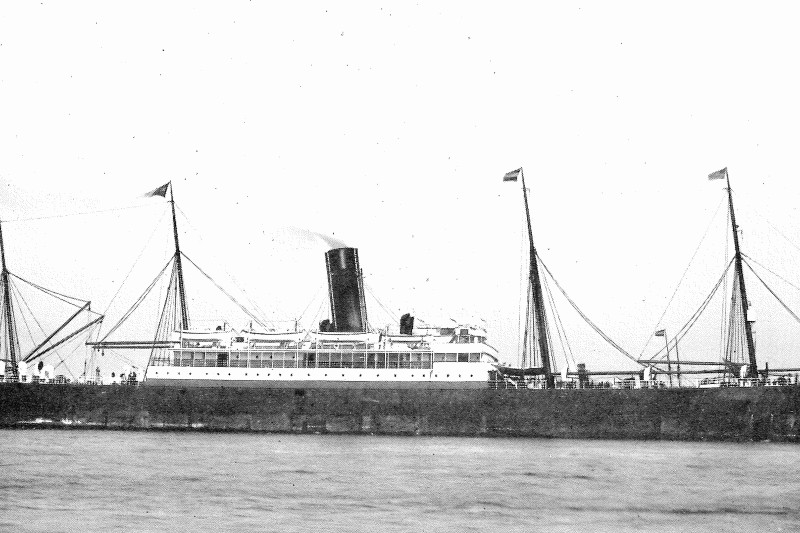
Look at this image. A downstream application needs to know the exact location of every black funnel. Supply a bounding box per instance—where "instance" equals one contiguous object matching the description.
[325,248,368,332]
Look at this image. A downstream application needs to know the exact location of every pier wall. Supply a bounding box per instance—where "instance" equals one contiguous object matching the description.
[1,384,799,441]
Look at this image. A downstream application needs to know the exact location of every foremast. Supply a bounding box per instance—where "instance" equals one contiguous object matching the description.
[505,167,554,388]
[712,167,757,378]
[0,220,19,380]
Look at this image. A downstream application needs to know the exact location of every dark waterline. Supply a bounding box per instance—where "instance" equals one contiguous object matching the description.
[1,430,799,532]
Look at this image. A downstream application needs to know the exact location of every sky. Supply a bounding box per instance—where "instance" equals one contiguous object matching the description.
[3,2,800,376]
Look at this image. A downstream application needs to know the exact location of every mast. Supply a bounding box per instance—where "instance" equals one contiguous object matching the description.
[518,168,554,387]
[723,169,757,378]
[170,182,189,330]
[0,220,18,380]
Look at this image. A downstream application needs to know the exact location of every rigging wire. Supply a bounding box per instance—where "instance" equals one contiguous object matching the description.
[175,205,274,327]
[542,300,558,374]
[647,258,735,362]
[26,314,104,364]
[0,203,159,223]
[49,341,80,380]
[5,278,79,379]
[296,284,326,327]
[364,283,400,326]
[719,200,731,361]
[636,195,726,358]
[0,293,6,360]
[181,252,269,331]
[97,207,170,331]
[516,210,527,366]
[29,317,103,377]
[742,253,800,294]
[536,252,640,366]
[737,195,800,256]
[148,265,178,372]
[724,274,746,372]
[9,280,40,350]
[0,284,21,364]
[743,258,800,327]
[98,256,175,342]
[310,294,327,329]
[541,268,574,371]
[9,272,89,308]
[11,278,58,344]
[102,349,140,369]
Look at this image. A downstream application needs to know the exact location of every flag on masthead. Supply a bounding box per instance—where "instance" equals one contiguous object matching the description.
[655,329,666,337]
[708,168,727,180]
[144,182,170,197]
[503,168,522,182]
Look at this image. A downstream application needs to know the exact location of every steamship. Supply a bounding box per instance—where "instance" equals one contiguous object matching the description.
[144,248,501,389]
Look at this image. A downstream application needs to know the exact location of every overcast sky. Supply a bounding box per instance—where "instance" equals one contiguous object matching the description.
[3,2,800,374]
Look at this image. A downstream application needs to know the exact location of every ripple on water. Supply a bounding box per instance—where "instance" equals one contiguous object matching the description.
[1,431,799,533]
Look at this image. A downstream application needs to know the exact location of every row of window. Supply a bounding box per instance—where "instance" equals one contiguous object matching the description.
[152,370,478,379]
[169,360,437,369]
[157,351,486,368]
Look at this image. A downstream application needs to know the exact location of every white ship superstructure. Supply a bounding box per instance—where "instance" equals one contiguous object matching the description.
[146,323,499,388]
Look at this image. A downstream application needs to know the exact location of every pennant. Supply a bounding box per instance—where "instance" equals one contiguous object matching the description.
[144,183,170,198]
[708,168,727,181]
[503,168,522,182]
[654,329,666,337]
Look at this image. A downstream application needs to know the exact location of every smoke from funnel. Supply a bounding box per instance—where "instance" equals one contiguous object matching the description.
[287,226,348,249]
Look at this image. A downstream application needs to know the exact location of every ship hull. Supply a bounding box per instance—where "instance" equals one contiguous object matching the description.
[1,383,799,442]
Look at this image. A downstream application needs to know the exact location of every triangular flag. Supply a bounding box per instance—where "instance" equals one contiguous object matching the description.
[708,168,727,180]
[503,168,522,182]
[144,183,170,197]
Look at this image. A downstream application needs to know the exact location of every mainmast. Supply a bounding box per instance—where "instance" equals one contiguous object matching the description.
[505,167,554,387]
[0,220,18,380]
[169,183,190,330]
[713,167,757,378]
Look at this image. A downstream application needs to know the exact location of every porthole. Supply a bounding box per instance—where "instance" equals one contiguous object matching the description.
[342,374,345,377]
[394,374,397,378]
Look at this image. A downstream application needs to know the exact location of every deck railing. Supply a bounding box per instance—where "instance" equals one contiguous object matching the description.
[488,376,799,390]
[1,374,799,389]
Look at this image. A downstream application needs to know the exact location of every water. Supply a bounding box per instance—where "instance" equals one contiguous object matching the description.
[1,431,798,532]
